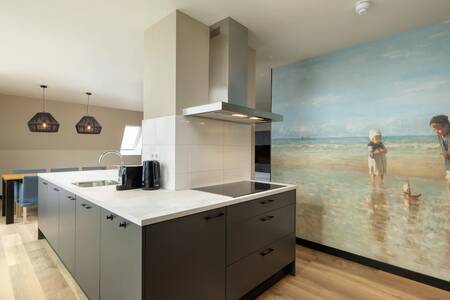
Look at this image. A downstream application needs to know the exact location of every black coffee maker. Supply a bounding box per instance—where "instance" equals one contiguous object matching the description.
[142,160,161,190]
[116,165,143,191]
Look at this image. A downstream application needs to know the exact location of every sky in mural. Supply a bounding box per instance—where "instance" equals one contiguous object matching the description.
[272,20,450,138]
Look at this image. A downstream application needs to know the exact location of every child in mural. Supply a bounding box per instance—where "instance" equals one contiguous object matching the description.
[429,115,450,189]
[368,129,387,188]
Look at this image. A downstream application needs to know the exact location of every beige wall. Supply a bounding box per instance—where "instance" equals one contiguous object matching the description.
[143,11,177,119]
[0,93,143,180]
[175,11,210,115]
[143,10,209,119]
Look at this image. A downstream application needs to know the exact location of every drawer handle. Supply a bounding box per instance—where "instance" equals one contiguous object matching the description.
[53,188,60,192]
[81,203,86,207]
[259,199,274,205]
[85,206,92,209]
[119,222,127,228]
[260,248,274,256]
[42,182,48,185]
[106,214,114,220]
[204,212,224,220]
[260,215,274,222]
[67,196,75,200]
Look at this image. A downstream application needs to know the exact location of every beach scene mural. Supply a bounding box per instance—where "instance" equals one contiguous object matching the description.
[272,21,450,281]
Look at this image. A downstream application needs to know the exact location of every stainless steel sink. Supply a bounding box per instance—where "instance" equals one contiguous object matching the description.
[72,180,118,188]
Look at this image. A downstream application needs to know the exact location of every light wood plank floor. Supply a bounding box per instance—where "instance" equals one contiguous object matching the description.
[1,203,449,300]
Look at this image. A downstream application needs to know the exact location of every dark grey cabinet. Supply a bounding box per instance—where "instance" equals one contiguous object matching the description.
[58,190,76,273]
[143,208,226,300]
[226,190,296,300]
[38,178,49,239]
[227,204,295,265]
[75,197,101,300]
[100,210,141,300]
[46,183,61,252]
[38,177,295,300]
[227,235,295,300]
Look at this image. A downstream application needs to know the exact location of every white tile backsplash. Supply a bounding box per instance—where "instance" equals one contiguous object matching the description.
[223,146,252,170]
[142,115,252,190]
[223,168,252,183]
[189,145,223,172]
[176,116,223,146]
[142,118,156,146]
[174,145,190,173]
[190,170,223,188]
[223,122,252,146]
[155,115,176,145]
[175,172,191,190]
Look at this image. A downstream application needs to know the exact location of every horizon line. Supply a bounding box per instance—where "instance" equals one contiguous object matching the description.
[273,134,437,139]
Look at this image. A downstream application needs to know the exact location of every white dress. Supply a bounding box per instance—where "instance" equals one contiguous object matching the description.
[368,144,387,176]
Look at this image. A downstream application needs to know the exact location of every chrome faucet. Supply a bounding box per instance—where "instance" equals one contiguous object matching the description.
[98,150,124,185]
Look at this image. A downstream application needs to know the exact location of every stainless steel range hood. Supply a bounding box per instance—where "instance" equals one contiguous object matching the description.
[182,17,283,124]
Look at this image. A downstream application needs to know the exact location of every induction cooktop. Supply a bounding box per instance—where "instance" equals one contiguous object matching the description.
[193,181,284,198]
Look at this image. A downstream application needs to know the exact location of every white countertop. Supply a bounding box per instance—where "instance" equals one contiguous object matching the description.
[38,170,296,226]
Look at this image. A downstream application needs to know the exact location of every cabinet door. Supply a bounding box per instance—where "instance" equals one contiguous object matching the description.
[46,183,60,252]
[38,179,49,237]
[143,208,226,300]
[58,189,76,274]
[75,197,100,300]
[100,210,141,300]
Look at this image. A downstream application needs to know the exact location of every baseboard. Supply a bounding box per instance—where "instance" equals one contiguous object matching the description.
[241,263,294,300]
[296,238,450,291]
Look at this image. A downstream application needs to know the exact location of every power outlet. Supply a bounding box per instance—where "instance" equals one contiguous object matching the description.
[150,152,159,160]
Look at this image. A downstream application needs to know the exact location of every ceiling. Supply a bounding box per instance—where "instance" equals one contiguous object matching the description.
[1,0,450,111]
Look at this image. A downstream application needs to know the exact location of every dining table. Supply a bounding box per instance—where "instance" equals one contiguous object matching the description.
[1,173,35,224]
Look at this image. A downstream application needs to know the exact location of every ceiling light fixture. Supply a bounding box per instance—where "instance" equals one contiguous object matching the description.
[27,85,60,133]
[76,92,102,134]
[231,113,248,118]
[355,0,372,15]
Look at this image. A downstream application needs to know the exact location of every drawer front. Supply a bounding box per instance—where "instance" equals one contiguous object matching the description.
[227,190,295,224]
[101,210,142,300]
[227,204,295,265]
[75,198,101,300]
[226,234,295,300]
[58,190,76,274]
[46,183,61,252]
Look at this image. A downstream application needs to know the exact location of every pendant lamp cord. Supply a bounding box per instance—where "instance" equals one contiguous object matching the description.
[86,92,91,115]
[42,86,46,112]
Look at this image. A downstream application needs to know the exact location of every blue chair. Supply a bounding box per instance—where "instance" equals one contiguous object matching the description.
[11,169,46,202]
[16,176,38,223]
[81,166,107,171]
[50,167,79,172]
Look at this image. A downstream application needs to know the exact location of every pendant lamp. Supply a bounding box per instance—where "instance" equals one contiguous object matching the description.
[76,92,102,134]
[27,85,60,132]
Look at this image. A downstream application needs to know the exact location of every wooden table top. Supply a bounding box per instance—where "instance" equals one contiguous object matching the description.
[1,173,36,181]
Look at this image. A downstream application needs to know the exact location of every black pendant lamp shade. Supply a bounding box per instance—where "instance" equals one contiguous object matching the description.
[28,85,60,132]
[76,92,102,134]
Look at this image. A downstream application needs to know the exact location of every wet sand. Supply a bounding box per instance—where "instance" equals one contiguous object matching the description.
[273,150,446,180]
[272,149,450,281]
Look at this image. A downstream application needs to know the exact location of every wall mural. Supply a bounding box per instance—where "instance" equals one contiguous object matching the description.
[271,21,450,281]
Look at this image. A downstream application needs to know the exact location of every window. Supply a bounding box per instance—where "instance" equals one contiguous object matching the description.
[120,125,142,156]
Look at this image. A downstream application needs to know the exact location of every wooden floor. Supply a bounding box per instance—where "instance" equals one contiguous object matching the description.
[0,203,448,300]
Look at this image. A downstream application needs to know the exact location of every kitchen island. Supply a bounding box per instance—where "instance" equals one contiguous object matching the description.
[38,170,296,300]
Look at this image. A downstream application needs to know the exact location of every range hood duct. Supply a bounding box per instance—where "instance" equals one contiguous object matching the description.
[183,17,282,124]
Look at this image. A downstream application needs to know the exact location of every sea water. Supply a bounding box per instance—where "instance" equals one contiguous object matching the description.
[272,135,450,281]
